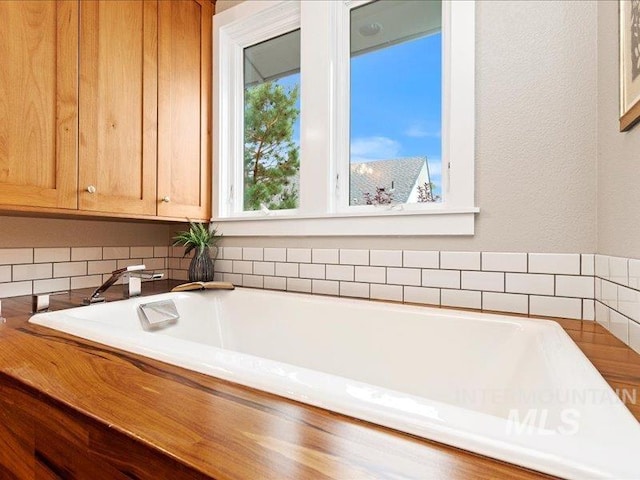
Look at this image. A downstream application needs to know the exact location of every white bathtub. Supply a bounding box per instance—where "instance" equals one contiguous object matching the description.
[30,288,640,479]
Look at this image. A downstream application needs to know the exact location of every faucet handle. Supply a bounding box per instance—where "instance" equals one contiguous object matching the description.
[32,291,68,313]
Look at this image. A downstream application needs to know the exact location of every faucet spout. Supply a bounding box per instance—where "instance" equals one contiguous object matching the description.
[83,265,146,305]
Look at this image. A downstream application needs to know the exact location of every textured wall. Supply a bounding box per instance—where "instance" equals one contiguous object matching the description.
[597,1,640,258]
[0,216,173,248]
[217,0,598,253]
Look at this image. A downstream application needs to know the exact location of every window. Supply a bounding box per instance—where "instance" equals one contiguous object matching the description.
[214,0,476,236]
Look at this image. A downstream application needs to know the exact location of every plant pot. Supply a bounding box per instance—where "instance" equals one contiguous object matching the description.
[188,247,215,282]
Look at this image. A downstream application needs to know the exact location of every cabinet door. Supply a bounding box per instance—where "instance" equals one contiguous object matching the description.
[0,1,78,209]
[79,0,157,215]
[157,0,212,220]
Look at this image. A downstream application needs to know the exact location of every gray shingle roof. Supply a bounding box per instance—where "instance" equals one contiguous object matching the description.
[350,156,426,204]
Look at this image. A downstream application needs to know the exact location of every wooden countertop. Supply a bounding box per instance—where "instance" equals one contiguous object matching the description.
[0,281,638,479]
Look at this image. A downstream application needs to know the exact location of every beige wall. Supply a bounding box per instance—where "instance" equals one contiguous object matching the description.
[597,1,640,258]
[219,0,598,253]
[0,216,173,248]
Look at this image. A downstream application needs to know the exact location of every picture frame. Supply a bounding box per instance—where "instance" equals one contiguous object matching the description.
[620,0,640,131]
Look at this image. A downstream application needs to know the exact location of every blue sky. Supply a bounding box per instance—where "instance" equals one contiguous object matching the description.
[272,31,442,197]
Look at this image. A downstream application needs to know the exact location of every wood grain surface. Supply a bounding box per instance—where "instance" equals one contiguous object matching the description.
[0,281,637,479]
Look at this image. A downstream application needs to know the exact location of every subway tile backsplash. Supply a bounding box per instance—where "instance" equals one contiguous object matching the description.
[1,245,637,355]
[0,246,169,298]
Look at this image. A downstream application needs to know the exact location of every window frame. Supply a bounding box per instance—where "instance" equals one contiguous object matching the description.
[213,0,477,236]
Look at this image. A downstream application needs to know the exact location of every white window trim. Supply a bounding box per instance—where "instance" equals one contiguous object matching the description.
[213,0,477,237]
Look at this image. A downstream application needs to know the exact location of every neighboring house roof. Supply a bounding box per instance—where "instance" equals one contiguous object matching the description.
[350,156,427,204]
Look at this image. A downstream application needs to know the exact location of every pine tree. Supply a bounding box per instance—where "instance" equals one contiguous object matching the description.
[244,81,300,210]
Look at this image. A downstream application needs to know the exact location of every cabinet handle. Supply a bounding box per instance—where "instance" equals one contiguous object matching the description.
[162,196,171,203]
[86,185,96,194]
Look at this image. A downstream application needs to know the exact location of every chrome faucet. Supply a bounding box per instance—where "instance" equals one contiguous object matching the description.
[125,271,164,298]
[83,265,146,305]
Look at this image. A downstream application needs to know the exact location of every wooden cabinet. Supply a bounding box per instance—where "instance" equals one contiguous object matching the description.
[79,0,158,216]
[0,0,212,221]
[0,1,78,210]
[158,0,212,219]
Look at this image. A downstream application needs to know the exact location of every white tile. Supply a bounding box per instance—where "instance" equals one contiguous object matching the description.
[299,263,325,279]
[213,272,224,282]
[339,249,369,265]
[54,262,87,278]
[440,251,480,270]
[34,278,69,294]
[595,277,602,300]
[102,247,130,260]
[581,254,595,276]
[629,320,640,354]
[422,269,460,288]
[482,292,528,314]
[215,259,233,273]
[253,261,275,276]
[0,281,32,298]
[594,254,609,280]
[233,260,253,274]
[441,289,481,309]
[370,284,403,302]
[171,270,188,281]
[87,260,117,275]
[264,276,286,290]
[71,247,102,262]
[34,248,70,263]
[242,247,263,261]
[582,299,595,321]
[326,264,354,281]
[264,248,286,262]
[403,250,439,269]
[339,282,369,298]
[287,248,311,263]
[167,258,181,270]
[154,246,169,258]
[505,273,554,295]
[223,247,243,260]
[312,249,339,264]
[70,275,103,290]
[142,257,165,270]
[529,296,582,320]
[287,278,312,293]
[617,286,640,322]
[403,286,440,306]
[0,248,33,265]
[528,253,580,275]
[242,274,264,288]
[117,258,143,269]
[354,266,385,283]
[312,279,339,296]
[386,268,421,286]
[601,280,618,310]
[461,271,504,292]
[609,310,630,344]
[595,301,610,328]
[628,259,640,289]
[555,276,594,299]
[609,256,629,286]
[275,262,298,277]
[222,273,242,285]
[370,250,402,267]
[130,246,153,258]
[0,266,10,283]
[13,263,52,281]
[481,252,527,272]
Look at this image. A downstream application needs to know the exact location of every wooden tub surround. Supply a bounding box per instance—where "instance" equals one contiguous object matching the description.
[0,282,638,479]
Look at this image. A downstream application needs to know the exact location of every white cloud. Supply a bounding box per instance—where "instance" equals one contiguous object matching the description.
[404,124,440,138]
[350,136,401,163]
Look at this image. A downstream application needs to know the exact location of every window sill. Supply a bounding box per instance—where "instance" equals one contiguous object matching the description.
[212,208,479,236]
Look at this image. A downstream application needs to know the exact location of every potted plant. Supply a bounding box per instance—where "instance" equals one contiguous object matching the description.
[172,221,222,282]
